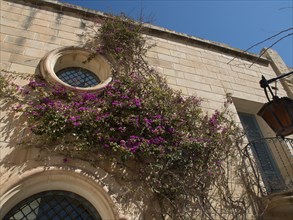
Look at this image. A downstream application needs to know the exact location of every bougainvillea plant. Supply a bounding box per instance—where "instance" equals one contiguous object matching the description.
[1,15,266,219]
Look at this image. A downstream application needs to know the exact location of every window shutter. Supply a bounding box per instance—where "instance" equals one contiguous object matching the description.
[238,112,284,193]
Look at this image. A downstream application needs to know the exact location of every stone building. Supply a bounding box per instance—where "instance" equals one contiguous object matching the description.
[0,0,292,219]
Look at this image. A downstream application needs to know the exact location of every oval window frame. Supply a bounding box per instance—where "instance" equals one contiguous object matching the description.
[40,46,112,93]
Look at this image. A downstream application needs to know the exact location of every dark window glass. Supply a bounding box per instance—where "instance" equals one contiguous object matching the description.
[57,67,100,88]
[3,190,102,220]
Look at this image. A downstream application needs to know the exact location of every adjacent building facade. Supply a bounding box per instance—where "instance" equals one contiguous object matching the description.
[1,0,292,219]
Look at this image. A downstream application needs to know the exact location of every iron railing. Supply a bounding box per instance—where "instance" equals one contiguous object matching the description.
[244,137,293,195]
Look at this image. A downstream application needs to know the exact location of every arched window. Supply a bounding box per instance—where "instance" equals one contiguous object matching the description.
[3,190,102,220]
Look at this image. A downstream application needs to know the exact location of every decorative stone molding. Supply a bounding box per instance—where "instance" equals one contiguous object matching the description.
[40,46,112,92]
[0,167,119,219]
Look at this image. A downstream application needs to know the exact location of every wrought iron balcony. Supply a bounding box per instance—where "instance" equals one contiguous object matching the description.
[243,137,293,195]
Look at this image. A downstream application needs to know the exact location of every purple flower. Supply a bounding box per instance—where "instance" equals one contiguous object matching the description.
[167,127,175,134]
[121,95,129,99]
[118,127,126,132]
[150,137,165,145]
[120,140,126,147]
[129,135,140,140]
[115,47,123,53]
[143,118,152,125]
[41,97,51,104]
[130,145,139,153]
[73,122,81,126]
[28,80,46,89]
[12,104,23,111]
[112,100,122,106]
[69,116,80,122]
[153,114,162,119]
[133,98,141,107]
[83,93,96,101]
[78,107,88,111]
[63,158,68,163]
[31,111,39,116]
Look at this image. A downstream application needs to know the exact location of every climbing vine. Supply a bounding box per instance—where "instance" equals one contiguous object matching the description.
[0,15,266,219]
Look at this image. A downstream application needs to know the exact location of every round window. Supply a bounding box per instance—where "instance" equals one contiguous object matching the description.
[57,67,101,88]
[40,46,112,92]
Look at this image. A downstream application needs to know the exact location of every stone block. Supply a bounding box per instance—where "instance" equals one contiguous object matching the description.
[0,25,35,39]
[0,51,11,61]
[210,85,226,95]
[195,69,217,79]
[230,83,254,94]
[165,76,177,85]
[1,1,23,13]
[149,46,170,55]
[0,42,25,54]
[192,60,207,70]
[0,17,20,29]
[25,48,47,58]
[156,41,177,50]
[201,51,219,61]
[158,53,178,63]
[58,30,81,42]
[191,89,225,102]
[146,51,158,59]
[60,38,79,47]
[148,58,173,69]
[0,61,11,70]
[29,25,58,37]
[44,43,61,51]
[206,65,221,73]
[176,78,211,92]
[60,18,83,28]
[9,63,36,74]
[163,68,184,78]
[186,54,202,62]
[183,72,204,82]
[178,58,194,67]
[176,45,202,56]
[202,58,217,66]
[231,65,245,73]
[1,10,24,22]
[34,11,56,21]
[25,39,45,50]
[9,54,40,67]
[34,33,61,44]
[0,34,5,42]
[32,19,50,27]
[168,84,188,95]
[170,50,186,59]
[217,73,235,83]
[173,63,195,74]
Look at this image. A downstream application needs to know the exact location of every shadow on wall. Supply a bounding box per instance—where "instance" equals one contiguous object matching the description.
[0,74,155,219]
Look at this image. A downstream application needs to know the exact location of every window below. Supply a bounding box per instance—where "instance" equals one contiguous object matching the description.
[238,112,285,193]
[3,190,102,220]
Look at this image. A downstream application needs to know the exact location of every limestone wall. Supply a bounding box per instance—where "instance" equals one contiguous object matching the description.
[1,0,292,219]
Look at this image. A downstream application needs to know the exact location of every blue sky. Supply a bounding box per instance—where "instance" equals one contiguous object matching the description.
[62,0,293,67]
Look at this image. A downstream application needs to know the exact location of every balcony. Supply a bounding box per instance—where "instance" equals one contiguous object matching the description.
[244,137,293,195]
[244,137,293,219]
